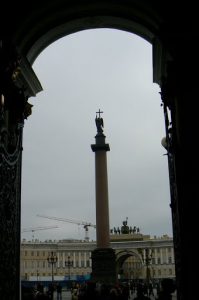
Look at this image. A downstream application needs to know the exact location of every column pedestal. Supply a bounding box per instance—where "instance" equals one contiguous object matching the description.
[91,248,116,284]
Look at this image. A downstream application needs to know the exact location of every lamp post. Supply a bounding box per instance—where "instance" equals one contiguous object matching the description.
[145,248,153,284]
[47,251,58,284]
[138,248,153,295]
[36,270,39,281]
[65,256,73,281]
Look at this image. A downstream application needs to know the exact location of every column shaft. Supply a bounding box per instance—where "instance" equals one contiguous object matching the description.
[95,151,110,248]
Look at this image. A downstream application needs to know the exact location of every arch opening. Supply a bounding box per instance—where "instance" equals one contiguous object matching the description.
[21,28,172,244]
[116,250,143,281]
[25,16,156,65]
[13,2,160,65]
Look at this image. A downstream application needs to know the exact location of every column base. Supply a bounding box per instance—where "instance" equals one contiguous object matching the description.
[91,248,117,284]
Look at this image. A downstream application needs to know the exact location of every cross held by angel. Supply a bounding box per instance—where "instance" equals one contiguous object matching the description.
[95,109,104,133]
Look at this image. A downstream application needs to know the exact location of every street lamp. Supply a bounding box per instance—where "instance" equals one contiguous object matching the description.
[36,270,39,281]
[65,256,73,280]
[138,248,153,294]
[47,251,58,283]
[145,248,153,284]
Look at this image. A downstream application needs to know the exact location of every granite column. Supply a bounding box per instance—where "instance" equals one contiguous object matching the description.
[91,111,116,283]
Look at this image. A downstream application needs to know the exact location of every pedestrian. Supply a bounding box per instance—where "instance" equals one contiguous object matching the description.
[148,282,154,297]
[156,279,176,300]
[109,285,119,300]
[134,285,150,300]
[121,284,130,300]
[71,286,78,300]
[56,283,62,300]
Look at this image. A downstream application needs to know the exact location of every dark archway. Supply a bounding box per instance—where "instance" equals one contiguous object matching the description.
[116,250,143,281]
[1,1,198,299]
[12,3,158,63]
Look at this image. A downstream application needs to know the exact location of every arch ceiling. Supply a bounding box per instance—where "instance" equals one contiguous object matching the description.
[4,0,195,85]
[7,0,164,65]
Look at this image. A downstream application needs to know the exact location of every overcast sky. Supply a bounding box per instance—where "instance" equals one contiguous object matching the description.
[21,28,173,242]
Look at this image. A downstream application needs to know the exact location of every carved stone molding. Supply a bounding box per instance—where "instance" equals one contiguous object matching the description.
[0,112,23,300]
[0,42,41,300]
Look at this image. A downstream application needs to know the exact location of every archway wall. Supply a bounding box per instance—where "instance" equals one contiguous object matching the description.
[26,15,156,65]
[2,2,199,299]
[8,0,166,84]
[4,1,197,85]
[116,250,143,279]
[116,250,142,268]
[12,1,159,56]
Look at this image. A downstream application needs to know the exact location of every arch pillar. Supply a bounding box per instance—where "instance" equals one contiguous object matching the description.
[0,40,42,300]
[159,46,199,299]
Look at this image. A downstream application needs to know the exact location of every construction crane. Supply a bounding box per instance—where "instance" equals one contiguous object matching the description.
[36,214,96,241]
[22,225,59,240]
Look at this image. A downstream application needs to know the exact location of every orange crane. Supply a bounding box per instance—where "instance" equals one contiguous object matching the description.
[36,214,96,241]
[22,225,59,240]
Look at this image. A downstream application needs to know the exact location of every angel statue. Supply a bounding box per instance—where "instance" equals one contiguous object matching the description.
[95,109,104,133]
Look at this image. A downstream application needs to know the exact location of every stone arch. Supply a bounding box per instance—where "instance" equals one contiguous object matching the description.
[1,3,166,298]
[1,1,199,299]
[11,1,165,85]
[116,250,143,279]
[13,2,160,64]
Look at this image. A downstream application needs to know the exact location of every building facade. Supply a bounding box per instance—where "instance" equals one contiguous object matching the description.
[21,230,175,283]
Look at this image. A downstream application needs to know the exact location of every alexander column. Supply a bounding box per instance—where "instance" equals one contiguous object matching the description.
[91,109,116,283]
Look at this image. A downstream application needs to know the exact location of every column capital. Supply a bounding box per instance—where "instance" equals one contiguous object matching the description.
[91,143,110,152]
[91,131,110,152]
